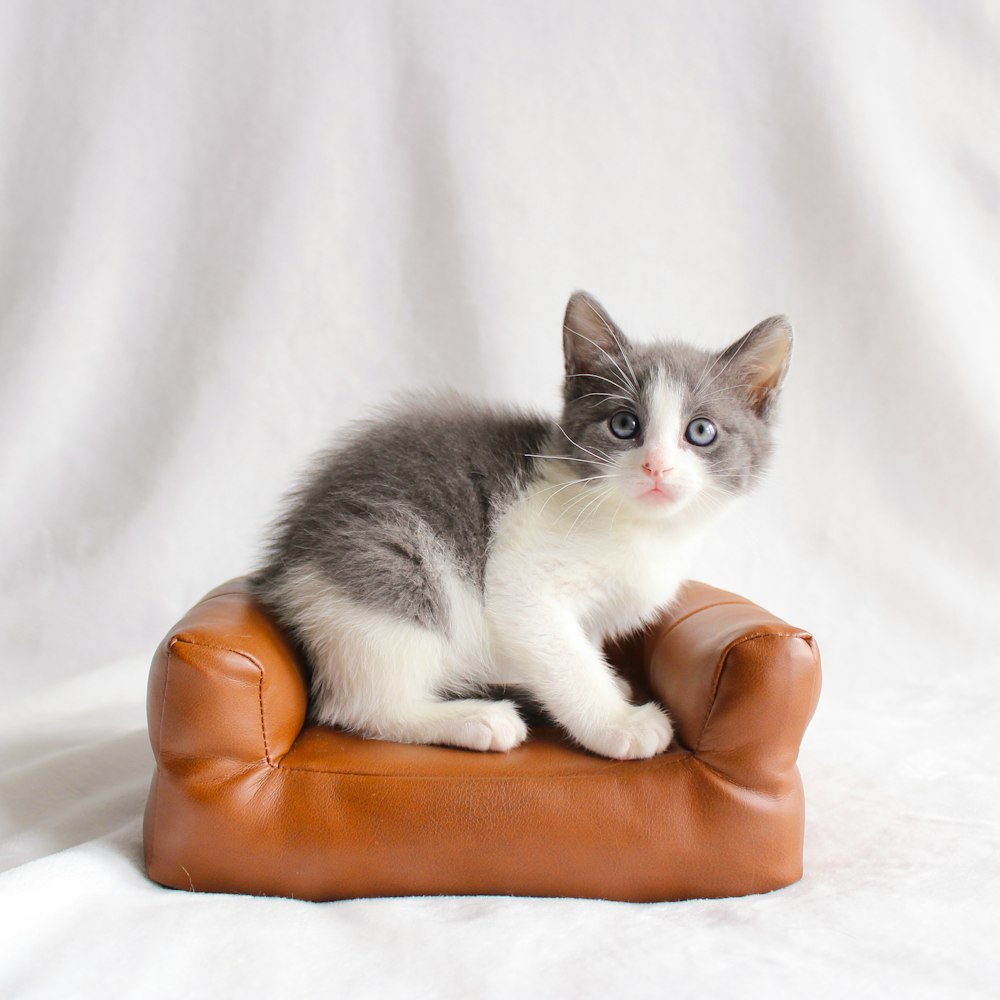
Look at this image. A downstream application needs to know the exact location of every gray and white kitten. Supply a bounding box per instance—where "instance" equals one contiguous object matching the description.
[253,292,791,760]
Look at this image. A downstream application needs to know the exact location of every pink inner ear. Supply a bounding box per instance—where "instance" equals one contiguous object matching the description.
[732,317,792,410]
[753,333,792,386]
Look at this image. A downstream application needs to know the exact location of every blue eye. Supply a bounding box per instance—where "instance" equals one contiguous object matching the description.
[685,417,717,447]
[609,411,640,439]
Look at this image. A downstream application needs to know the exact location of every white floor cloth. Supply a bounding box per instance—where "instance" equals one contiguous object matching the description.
[1,2,998,997]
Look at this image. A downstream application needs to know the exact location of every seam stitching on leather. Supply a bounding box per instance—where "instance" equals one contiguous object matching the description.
[267,751,694,781]
[257,662,271,765]
[169,637,272,765]
[694,630,807,753]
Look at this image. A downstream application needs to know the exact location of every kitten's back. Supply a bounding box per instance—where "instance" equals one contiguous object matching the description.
[254,394,551,630]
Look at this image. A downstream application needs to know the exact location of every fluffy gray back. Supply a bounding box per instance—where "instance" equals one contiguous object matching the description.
[253,393,550,630]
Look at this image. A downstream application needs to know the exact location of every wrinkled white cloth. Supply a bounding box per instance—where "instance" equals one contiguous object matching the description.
[1,2,998,997]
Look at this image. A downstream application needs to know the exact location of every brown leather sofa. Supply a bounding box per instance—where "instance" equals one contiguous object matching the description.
[144,578,821,902]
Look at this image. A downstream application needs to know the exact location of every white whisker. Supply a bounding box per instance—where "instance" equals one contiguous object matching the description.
[609,492,626,532]
[549,482,606,522]
[536,478,593,516]
[698,334,754,397]
[567,372,634,398]
[574,391,635,407]
[555,423,614,465]
[565,323,638,397]
[690,349,723,398]
[694,383,756,405]
[566,484,614,535]
[533,473,619,516]
[581,298,641,395]
[524,452,613,468]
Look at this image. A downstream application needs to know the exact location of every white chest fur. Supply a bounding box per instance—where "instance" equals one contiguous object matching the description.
[484,486,699,650]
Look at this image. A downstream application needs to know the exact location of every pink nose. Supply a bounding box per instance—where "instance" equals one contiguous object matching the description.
[642,461,673,478]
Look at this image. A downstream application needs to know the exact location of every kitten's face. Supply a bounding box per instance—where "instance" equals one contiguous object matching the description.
[555,292,792,522]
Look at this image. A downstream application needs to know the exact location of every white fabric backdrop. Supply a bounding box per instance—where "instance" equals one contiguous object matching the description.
[1,1,998,996]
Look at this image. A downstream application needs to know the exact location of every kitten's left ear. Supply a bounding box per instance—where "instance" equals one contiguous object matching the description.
[562,291,633,379]
[719,315,793,418]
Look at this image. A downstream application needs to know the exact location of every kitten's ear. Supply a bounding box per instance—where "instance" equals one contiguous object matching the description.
[719,315,793,418]
[562,291,632,379]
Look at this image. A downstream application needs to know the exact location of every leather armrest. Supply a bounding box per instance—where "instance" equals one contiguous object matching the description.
[643,582,821,792]
[147,579,308,768]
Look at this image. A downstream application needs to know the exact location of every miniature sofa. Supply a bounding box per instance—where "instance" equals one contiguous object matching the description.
[144,578,821,903]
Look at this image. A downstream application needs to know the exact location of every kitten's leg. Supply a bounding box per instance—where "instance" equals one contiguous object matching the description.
[492,609,672,760]
[610,672,633,701]
[300,590,528,752]
[377,698,528,753]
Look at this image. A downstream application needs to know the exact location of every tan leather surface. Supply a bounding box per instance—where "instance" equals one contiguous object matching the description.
[144,578,821,902]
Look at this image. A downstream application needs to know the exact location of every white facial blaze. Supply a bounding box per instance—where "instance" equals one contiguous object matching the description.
[624,368,708,509]
[643,369,685,471]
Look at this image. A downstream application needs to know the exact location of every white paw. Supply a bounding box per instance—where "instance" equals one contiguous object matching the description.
[577,702,673,760]
[443,700,529,753]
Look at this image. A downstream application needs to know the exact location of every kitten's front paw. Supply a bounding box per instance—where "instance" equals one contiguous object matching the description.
[578,702,673,760]
[442,700,529,753]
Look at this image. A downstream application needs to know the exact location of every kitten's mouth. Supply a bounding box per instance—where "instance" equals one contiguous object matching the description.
[639,483,680,504]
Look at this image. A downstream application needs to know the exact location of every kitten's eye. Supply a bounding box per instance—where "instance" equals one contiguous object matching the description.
[685,417,718,447]
[609,411,640,439]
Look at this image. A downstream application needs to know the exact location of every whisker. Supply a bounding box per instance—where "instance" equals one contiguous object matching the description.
[553,471,624,521]
[698,334,755,396]
[706,463,767,474]
[567,493,609,534]
[565,324,638,397]
[566,484,614,535]
[555,483,602,519]
[524,452,613,467]
[573,391,635,407]
[567,372,634,398]
[533,474,619,515]
[581,298,641,395]
[707,468,769,482]
[530,472,615,498]
[529,475,594,498]
[690,349,724,398]
[694,383,756,405]
[536,478,593,516]
[609,492,626,532]
[555,423,614,465]
[550,483,606,523]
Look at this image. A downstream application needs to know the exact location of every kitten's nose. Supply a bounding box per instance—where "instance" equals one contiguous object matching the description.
[642,460,674,479]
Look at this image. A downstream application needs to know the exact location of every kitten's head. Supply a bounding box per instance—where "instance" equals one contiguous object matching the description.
[554,291,792,522]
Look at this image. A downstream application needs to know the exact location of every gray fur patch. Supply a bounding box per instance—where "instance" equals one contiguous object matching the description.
[253,392,550,631]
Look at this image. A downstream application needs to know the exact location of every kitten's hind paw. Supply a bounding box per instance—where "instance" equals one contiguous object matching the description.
[578,702,673,760]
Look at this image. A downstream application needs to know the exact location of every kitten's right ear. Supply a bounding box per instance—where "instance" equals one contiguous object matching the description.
[562,291,632,379]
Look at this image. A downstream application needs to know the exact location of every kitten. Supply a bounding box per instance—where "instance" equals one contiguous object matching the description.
[252,292,791,760]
